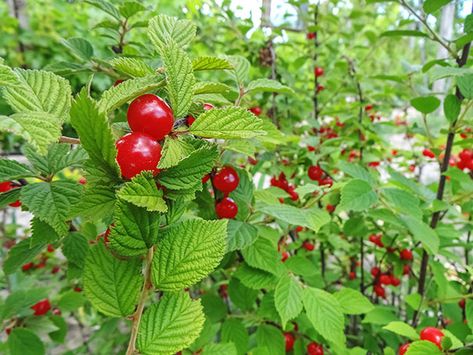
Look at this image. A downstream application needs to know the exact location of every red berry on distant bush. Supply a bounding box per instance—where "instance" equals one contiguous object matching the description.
[402,264,411,276]
[349,271,356,280]
[213,166,239,193]
[303,241,315,251]
[399,343,410,355]
[369,234,384,247]
[116,132,162,179]
[281,251,290,262]
[419,327,444,349]
[127,94,174,141]
[379,274,391,285]
[326,204,335,213]
[22,262,34,271]
[422,148,435,159]
[47,244,54,253]
[314,67,324,77]
[284,333,295,352]
[249,107,262,116]
[399,249,413,260]
[365,104,373,111]
[371,267,380,277]
[215,197,238,219]
[31,299,51,316]
[459,299,466,309]
[316,84,325,93]
[79,177,87,185]
[390,276,401,287]
[306,32,316,40]
[113,79,124,86]
[308,165,323,181]
[307,341,324,355]
[319,177,333,187]
[374,284,386,298]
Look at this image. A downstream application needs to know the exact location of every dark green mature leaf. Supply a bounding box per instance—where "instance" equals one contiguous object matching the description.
[466,14,473,33]
[0,187,21,208]
[382,188,422,220]
[83,242,143,317]
[259,205,330,232]
[466,300,473,333]
[152,219,227,291]
[410,96,441,114]
[21,181,82,235]
[338,161,375,184]
[62,232,89,270]
[117,172,167,212]
[339,179,378,211]
[303,287,345,344]
[255,324,284,355]
[226,220,258,251]
[423,0,452,13]
[70,181,116,221]
[0,159,35,180]
[137,292,204,355]
[110,200,160,256]
[457,74,473,99]
[274,274,303,327]
[1,289,48,321]
[31,218,59,246]
[228,278,258,310]
[70,90,120,178]
[444,94,461,123]
[221,319,248,355]
[234,263,278,290]
[3,238,46,274]
[119,1,145,18]
[8,328,45,355]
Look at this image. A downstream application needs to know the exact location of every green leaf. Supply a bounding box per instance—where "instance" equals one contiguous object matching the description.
[0,187,21,208]
[58,290,86,312]
[117,172,167,212]
[97,75,165,114]
[444,94,461,123]
[362,307,398,325]
[256,324,285,355]
[192,57,233,71]
[258,205,330,232]
[466,300,473,333]
[401,215,439,254]
[0,112,62,155]
[158,136,196,169]
[83,241,143,317]
[333,288,374,315]
[62,37,94,61]
[225,56,250,85]
[0,159,35,180]
[274,274,303,327]
[241,237,284,276]
[151,219,227,291]
[338,161,375,184]
[3,238,46,274]
[194,82,237,99]
[221,319,248,355]
[137,291,205,355]
[2,69,71,121]
[246,79,294,95]
[234,263,278,290]
[0,63,20,85]
[1,288,48,321]
[119,1,145,18]
[190,107,266,139]
[457,74,473,99]
[466,14,473,33]
[423,0,452,13]
[429,66,473,81]
[84,0,121,20]
[148,15,196,50]
[158,145,218,190]
[109,57,154,78]
[381,30,429,38]
[70,90,120,178]
[161,41,195,118]
[410,96,441,114]
[110,200,160,256]
[382,188,422,220]
[31,218,59,246]
[8,328,45,355]
[21,181,82,235]
[405,341,443,355]
[226,220,258,251]
[228,278,258,310]
[382,321,419,340]
[203,343,238,355]
[303,287,345,344]
[70,181,116,221]
[339,179,378,212]
[62,232,89,270]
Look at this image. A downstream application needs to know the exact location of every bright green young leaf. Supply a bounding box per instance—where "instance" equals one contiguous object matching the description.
[62,37,94,61]
[401,215,439,254]
[225,55,250,85]
[405,340,443,355]
[83,241,143,317]
[259,205,330,232]
[189,107,266,139]
[339,179,378,211]
[8,328,45,355]
[226,220,258,251]
[70,181,116,221]
[148,15,196,50]
[382,188,422,220]
[362,307,398,325]
[256,324,285,355]
[338,161,375,184]
[274,274,303,327]
[241,236,284,276]
[109,200,160,256]
[221,319,248,355]
[109,57,154,78]
[84,0,121,19]
[410,96,441,114]
[192,56,233,71]
[382,321,419,340]
[423,0,452,13]
[333,288,374,315]
[234,263,278,291]
[119,1,145,18]
[117,172,167,212]
[381,30,429,38]
[443,94,461,123]
[137,291,205,355]
[457,74,473,99]
[202,343,238,355]
[152,219,227,291]
[158,136,196,169]
[303,287,346,344]
[246,79,295,95]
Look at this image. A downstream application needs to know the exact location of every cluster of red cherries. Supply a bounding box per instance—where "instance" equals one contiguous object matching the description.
[307,165,333,187]
[456,148,473,171]
[209,166,240,219]
[399,327,445,354]
[285,330,324,355]
[0,181,21,207]
[270,172,299,201]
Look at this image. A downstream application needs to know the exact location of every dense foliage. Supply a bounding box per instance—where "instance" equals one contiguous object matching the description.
[0,1,472,355]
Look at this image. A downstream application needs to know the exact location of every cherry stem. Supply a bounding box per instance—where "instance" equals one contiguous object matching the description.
[126,247,154,355]
[59,136,80,144]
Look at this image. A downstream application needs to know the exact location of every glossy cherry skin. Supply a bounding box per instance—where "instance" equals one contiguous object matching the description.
[307,341,324,355]
[307,32,316,40]
[374,284,386,298]
[314,67,324,77]
[422,148,435,159]
[116,132,162,180]
[399,249,413,260]
[420,327,444,349]
[215,197,238,219]
[127,94,174,141]
[186,115,196,126]
[31,299,51,316]
[308,166,323,181]
[371,267,381,277]
[249,107,262,116]
[213,166,239,193]
[303,241,315,251]
[399,343,410,355]
[284,333,295,352]
[281,251,290,262]
[22,262,34,271]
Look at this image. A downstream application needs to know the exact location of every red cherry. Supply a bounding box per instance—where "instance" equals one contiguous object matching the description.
[459,149,473,162]
[319,177,333,187]
[219,284,228,298]
[281,251,290,262]
[314,67,324,77]
[295,226,304,233]
[74,286,82,292]
[22,262,34,271]
[326,204,335,213]
[47,244,55,253]
[459,299,466,309]
[116,132,162,180]
[307,145,316,152]
[308,166,324,181]
[365,104,373,111]
[399,249,413,261]
[349,271,356,280]
[247,157,258,165]
[5,327,11,335]
[390,276,401,287]
[374,284,386,298]
[399,343,410,355]
[371,267,381,277]
[249,107,262,116]
[303,241,315,251]
[379,274,391,285]
[0,181,12,192]
[31,299,51,316]
[127,94,174,141]
[409,164,416,172]
[422,148,436,159]
[419,327,444,349]
[203,103,214,111]
[78,177,87,185]
[368,234,384,247]
[186,115,196,126]
[9,200,21,207]
[307,341,324,355]
[51,265,60,274]
[368,161,380,167]
[202,174,211,184]
[284,333,295,352]
[113,79,124,86]
[316,84,325,93]
[213,166,239,193]
[35,262,46,269]
[391,149,398,156]
[306,32,316,40]
[215,197,238,219]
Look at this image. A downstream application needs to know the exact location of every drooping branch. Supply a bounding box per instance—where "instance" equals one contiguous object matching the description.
[59,136,81,145]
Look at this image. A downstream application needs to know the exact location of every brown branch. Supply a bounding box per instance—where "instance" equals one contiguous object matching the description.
[59,136,80,144]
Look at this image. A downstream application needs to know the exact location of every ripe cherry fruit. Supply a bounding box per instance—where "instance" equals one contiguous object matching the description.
[116,132,162,180]
[249,107,262,116]
[307,341,324,355]
[284,333,295,352]
[31,299,51,316]
[374,284,386,298]
[303,240,315,251]
[0,181,21,207]
[127,94,174,141]
[281,251,290,262]
[399,343,410,355]
[314,67,324,77]
[419,327,444,349]
[422,148,436,159]
[399,249,413,260]
[308,165,324,181]
[215,197,238,219]
[306,32,316,40]
[213,166,239,193]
